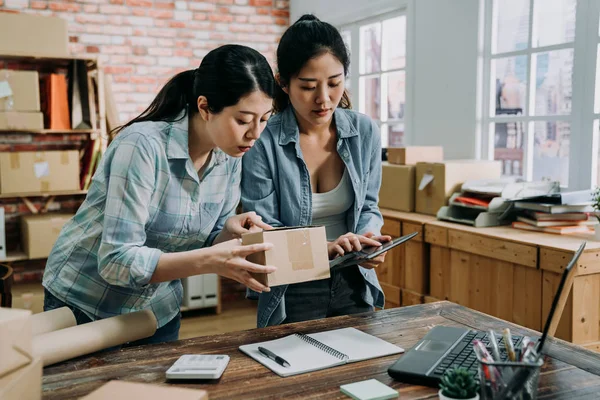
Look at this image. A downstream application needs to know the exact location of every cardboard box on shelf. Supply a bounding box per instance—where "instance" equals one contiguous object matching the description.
[0,112,44,131]
[242,226,330,287]
[0,150,80,195]
[387,146,444,165]
[379,162,415,212]
[415,160,502,215]
[0,357,42,400]
[0,13,68,57]
[0,308,33,378]
[81,380,208,400]
[0,70,41,112]
[21,214,73,259]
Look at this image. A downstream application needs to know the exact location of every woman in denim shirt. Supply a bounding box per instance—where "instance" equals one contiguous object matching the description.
[241,15,391,328]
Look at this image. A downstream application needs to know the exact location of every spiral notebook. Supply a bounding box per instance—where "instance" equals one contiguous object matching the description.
[239,327,404,377]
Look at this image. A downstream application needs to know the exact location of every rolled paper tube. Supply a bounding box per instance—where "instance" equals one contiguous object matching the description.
[32,309,157,366]
[31,307,77,336]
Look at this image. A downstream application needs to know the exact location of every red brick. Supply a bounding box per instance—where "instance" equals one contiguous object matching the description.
[271,9,288,17]
[169,21,186,28]
[49,2,80,12]
[209,14,234,22]
[69,36,79,43]
[0,144,10,151]
[104,66,135,74]
[250,0,272,6]
[154,0,175,9]
[126,0,152,6]
[275,17,287,25]
[257,8,269,15]
[111,0,125,4]
[30,1,47,9]
[174,49,193,57]
[83,5,98,12]
[194,13,207,21]
[132,46,147,56]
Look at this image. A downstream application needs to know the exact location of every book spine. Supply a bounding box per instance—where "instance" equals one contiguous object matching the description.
[295,333,349,361]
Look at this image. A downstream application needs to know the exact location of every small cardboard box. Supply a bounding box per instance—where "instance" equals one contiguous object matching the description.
[242,226,330,287]
[0,70,41,112]
[379,162,415,212]
[21,214,72,259]
[0,357,42,400]
[387,146,444,165]
[81,381,208,400]
[0,13,68,57]
[0,151,80,195]
[416,160,502,215]
[0,112,44,131]
[0,308,33,378]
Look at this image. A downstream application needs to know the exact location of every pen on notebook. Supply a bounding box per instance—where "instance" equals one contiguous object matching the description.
[258,346,291,368]
[502,328,516,362]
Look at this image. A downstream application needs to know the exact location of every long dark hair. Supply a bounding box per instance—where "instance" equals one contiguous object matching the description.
[274,14,352,113]
[115,44,275,134]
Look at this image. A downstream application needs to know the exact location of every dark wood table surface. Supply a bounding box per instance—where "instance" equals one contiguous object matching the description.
[42,301,600,399]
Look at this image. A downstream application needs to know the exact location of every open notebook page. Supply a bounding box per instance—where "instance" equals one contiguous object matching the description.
[239,333,346,377]
[308,327,404,362]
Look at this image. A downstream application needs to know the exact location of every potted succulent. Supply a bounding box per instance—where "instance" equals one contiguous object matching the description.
[438,367,479,400]
[592,187,600,241]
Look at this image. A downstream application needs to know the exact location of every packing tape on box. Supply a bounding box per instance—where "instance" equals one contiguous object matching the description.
[287,229,313,271]
[30,307,76,336]
[32,309,157,366]
[9,153,19,169]
[60,151,69,165]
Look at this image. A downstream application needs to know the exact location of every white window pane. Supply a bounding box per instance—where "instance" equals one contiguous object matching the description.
[359,23,381,74]
[596,120,600,187]
[533,0,576,47]
[595,45,600,114]
[359,76,380,119]
[532,120,570,186]
[533,49,573,116]
[381,123,389,148]
[493,55,528,116]
[382,16,406,70]
[341,29,351,80]
[388,122,404,147]
[493,0,530,54]
[387,71,405,120]
[493,122,525,177]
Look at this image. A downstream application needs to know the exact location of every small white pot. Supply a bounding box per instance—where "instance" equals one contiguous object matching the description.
[438,389,480,400]
[595,224,600,241]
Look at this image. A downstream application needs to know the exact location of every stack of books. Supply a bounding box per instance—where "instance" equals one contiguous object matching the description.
[511,190,598,235]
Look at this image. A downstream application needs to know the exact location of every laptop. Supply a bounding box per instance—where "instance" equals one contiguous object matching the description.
[329,231,418,271]
[387,241,586,387]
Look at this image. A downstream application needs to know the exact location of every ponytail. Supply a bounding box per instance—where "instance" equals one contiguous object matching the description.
[112,70,195,135]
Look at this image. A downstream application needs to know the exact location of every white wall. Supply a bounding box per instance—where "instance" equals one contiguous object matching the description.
[290,0,481,160]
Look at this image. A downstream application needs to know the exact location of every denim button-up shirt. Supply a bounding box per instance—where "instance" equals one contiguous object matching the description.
[241,106,385,328]
[43,112,240,328]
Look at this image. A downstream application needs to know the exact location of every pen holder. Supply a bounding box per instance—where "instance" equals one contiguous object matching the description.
[478,358,543,400]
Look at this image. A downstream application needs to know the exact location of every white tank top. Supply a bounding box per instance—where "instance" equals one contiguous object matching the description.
[311,168,354,241]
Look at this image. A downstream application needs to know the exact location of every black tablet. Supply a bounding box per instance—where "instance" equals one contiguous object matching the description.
[329,231,419,270]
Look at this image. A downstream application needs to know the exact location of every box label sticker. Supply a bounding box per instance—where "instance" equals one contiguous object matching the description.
[34,161,50,178]
[0,81,13,99]
[418,173,434,191]
[287,229,313,271]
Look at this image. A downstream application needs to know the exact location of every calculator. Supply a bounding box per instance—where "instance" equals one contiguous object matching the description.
[165,354,230,380]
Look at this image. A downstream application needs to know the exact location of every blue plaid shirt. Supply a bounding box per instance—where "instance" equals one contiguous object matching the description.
[43,112,240,328]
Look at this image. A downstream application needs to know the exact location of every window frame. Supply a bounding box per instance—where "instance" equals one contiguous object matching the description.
[339,2,414,147]
[479,0,599,190]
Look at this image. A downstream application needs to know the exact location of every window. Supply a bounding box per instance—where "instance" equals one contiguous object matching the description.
[340,10,410,148]
[482,0,578,187]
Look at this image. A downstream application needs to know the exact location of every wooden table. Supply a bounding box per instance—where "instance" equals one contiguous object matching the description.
[42,302,600,399]
[380,209,600,352]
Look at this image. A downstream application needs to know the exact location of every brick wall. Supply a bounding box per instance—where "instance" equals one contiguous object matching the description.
[0,0,289,123]
[0,1,289,301]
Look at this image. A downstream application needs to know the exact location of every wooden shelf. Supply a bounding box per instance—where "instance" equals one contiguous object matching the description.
[0,54,98,69]
[0,190,87,199]
[0,129,97,135]
[0,251,28,263]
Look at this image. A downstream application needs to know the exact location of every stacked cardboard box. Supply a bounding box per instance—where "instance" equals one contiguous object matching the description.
[0,70,43,131]
[380,146,444,212]
[0,308,43,400]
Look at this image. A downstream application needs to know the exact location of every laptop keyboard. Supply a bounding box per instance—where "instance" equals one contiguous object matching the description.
[430,330,521,380]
